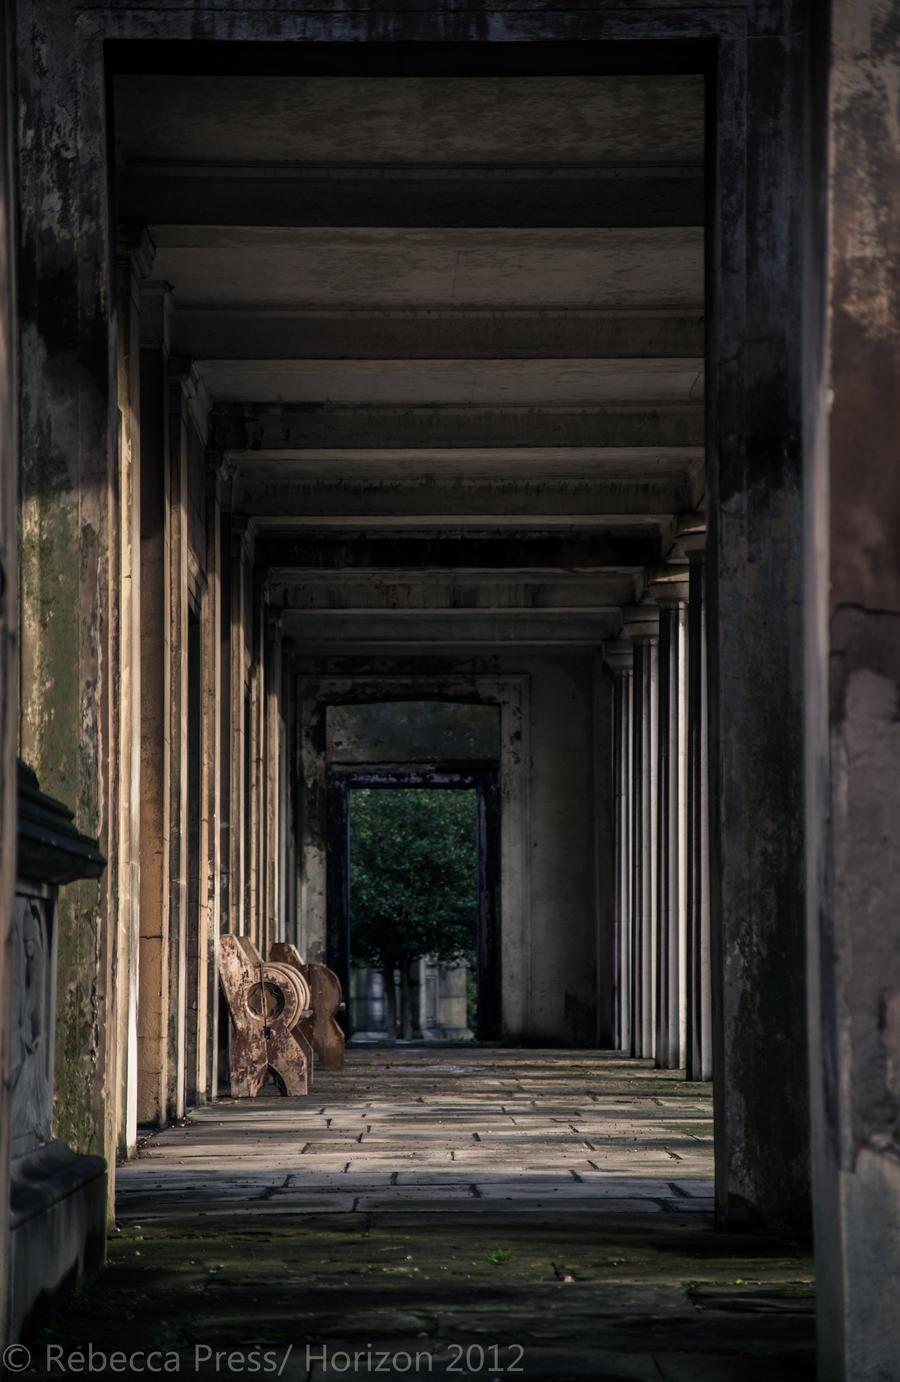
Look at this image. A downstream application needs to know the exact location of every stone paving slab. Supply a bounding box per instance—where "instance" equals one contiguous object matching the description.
[120,1050,717,1221]
[24,1050,813,1381]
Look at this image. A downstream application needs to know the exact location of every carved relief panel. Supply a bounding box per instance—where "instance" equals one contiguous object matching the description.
[11,885,56,1157]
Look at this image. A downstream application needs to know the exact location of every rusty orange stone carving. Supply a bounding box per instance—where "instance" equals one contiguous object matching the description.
[270,942,346,1072]
[219,934,312,1097]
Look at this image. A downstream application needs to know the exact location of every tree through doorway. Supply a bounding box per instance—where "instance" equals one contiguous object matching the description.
[327,766,501,1042]
[350,785,477,1040]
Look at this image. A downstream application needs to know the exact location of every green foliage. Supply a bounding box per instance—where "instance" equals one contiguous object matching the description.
[349,788,477,973]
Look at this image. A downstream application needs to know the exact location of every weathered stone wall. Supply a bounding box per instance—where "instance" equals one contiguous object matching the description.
[16,0,115,1167]
[1,0,19,1340]
[806,1,900,1375]
[708,2,811,1237]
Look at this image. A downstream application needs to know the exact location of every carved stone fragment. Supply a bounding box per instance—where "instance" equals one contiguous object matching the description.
[270,942,346,1072]
[219,935,311,1097]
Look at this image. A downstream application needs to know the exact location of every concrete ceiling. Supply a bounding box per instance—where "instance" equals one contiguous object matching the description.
[115,71,705,654]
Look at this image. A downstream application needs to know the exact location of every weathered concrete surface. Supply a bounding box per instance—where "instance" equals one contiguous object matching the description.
[805,3,900,1377]
[709,9,811,1238]
[15,0,114,1176]
[0,0,19,1344]
[26,1051,814,1379]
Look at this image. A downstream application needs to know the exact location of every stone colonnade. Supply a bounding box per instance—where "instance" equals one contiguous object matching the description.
[605,518,711,1078]
[109,240,297,1138]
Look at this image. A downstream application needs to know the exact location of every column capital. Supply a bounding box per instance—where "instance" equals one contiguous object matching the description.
[116,224,156,279]
[139,280,174,352]
[646,560,690,608]
[621,602,660,642]
[677,512,707,560]
[603,639,634,673]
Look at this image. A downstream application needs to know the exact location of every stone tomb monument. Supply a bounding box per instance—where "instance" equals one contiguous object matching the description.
[8,762,106,1340]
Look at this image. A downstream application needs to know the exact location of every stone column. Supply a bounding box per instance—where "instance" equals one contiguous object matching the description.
[621,604,659,1060]
[203,459,224,1100]
[603,641,633,1053]
[0,6,17,1340]
[16,0,118,1188]
[264,608,284,955]
[647,565,689,1071]
[247,590,264,951]
[137,282,173,1128]
[227,518,252,938]
[114,228,154,1154]
[679,517,712,1082]
[166,359,194,1124]
[709,23,809,1237]
[806,3,900,1374]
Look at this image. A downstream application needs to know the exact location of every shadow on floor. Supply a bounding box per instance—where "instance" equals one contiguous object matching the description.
[22,1050,815,1381]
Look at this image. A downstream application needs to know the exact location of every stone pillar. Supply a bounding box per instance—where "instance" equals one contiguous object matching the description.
[247,590,264,951]
[679,517,712,1082]
[114,229,154,1154]
[16,0,116,1182]
[0,5,17,1341]
[709,20,809,1237]
[166,359,194,1124]
[137,282,173,1128]
[806,3,900,1374]
[603,641,633,1053]
[203,460,224,1101]
[621,604,659,1060]
[227,519,252,938]
[264,609,284,954]
[647,565,689,1071]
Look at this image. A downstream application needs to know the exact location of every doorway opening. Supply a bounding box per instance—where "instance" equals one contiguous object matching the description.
[327,767,501,1042]
[349,784,478,1041]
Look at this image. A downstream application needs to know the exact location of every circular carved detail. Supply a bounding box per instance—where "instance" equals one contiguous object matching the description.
[243,962,310,1029]
[247,980,285,1021]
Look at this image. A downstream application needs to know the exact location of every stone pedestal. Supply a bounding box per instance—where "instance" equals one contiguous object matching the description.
[8,763,106,1342]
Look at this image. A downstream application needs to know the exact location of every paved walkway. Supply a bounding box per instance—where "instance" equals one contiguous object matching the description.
[117,1048,715,1220]
[26,1049,815,1382]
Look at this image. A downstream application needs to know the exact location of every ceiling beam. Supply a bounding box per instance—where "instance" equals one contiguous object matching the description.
[171,307,704,362]
[268,573,640,609]
[279,610,623,646]
[256,531,667,572]
[121,166,704,229]
[196,356,703,405]
[233,477,702,521]
[209,403,703,451]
